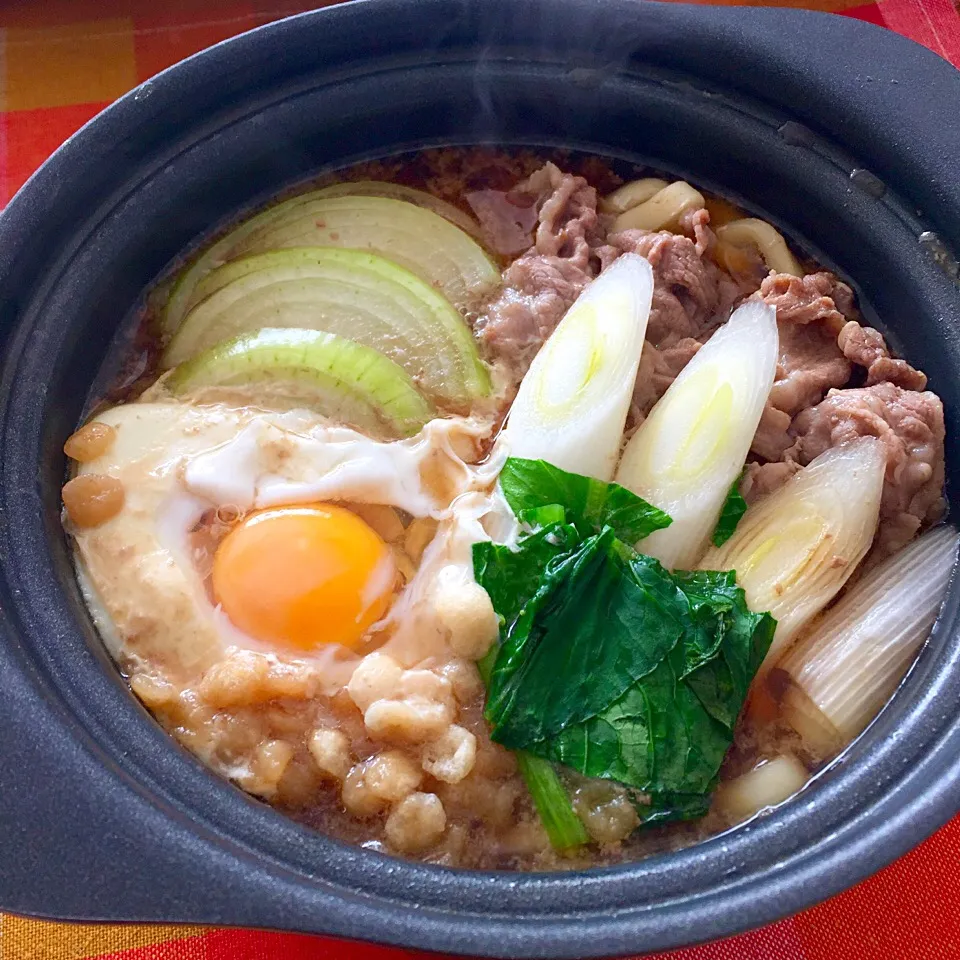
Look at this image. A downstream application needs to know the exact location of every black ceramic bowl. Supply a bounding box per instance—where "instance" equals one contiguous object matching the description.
[2,0,960,956]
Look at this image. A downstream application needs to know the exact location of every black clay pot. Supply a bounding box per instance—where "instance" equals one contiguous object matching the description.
[1,1,959,956]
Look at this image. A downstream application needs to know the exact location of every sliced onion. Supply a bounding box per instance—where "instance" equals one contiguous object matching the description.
[700,438,885,669]
[504,254,653,481]
[778,524,958,749]
[310,180,485,241]
[163,182,489,336]
[615,300,778,569]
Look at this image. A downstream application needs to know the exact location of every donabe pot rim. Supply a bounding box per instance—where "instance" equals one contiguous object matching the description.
[1,1,960,956]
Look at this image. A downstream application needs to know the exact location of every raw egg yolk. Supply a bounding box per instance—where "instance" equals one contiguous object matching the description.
[212,504,395,651]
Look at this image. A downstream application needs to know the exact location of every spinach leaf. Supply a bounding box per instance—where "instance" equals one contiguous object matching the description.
[516,752,589,850]
[711,472,748,547]
[473,455,774,834]
[676,570,775,719]
[472,529,590,851]
[638,790,714,825]
[477,524,774,809]
[486,536,688,746]
[473,522,580,628]
[493,559,772,797]
[500,457,671,543]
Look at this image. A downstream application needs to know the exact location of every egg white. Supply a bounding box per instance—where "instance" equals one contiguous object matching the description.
[71,401,507,692]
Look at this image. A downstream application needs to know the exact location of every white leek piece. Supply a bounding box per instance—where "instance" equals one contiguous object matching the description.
[700,438,886,669]
[504,253,653,481]
[779,524,958,753]
[714,755,808,824]
[614,300,778,569]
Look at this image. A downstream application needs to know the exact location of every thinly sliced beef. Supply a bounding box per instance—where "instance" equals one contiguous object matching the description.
[790,383,946,556]
[767,322,852,417]
[466,189,539,256]
[741,460,802,506]
[526,164,606,260]
[751,405,794,462]
[677,207,714,257]
[478,163,605,369]
[837,321,927,390]
[760,270,854,413]
[481,256,593,367]
[759,271,853,333]
[750,270,856,460]
[631,338,701,422]
[609,229,739,346]
[749,270,931,466]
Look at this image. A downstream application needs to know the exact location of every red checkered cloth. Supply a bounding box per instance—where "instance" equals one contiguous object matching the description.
[1,0,959,957]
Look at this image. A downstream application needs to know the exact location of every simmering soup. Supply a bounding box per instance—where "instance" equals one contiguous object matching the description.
[61,148,954,869]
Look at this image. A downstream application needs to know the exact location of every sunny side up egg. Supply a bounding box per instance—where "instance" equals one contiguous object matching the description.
[213,503,397,652]
[69,402,511,698]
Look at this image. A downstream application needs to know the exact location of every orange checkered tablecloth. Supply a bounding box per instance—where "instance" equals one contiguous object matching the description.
[1,1,959,958]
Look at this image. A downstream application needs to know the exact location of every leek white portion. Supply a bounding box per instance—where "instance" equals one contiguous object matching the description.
[614,300,778,569]
[779,524,958,747]
[700,438,886,668]
[778,683,844,761]
[714,755,808,824]
[504,253,654,481]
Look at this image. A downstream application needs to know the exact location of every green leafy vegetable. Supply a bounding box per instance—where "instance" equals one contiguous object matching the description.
[484,532,687,742]
[473,457,775,834]
[711,472,748,547]
[473,522,581,628]
[500,457,671,543]
[639,790,713,825]
[485,541,774,797]
[472,574,587,851]
[516,753,590,850]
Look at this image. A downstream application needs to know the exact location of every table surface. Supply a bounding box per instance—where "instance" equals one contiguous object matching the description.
[1,1,959,957]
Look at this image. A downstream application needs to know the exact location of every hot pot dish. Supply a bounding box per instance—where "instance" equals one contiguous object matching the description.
[60,148,955,870]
